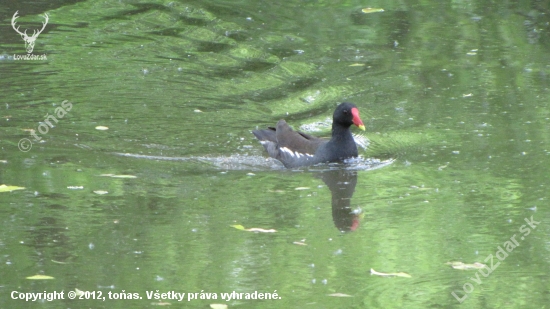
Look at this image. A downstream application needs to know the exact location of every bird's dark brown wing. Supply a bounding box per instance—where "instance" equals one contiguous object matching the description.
[252,120,327,167]
[275,120,325,156]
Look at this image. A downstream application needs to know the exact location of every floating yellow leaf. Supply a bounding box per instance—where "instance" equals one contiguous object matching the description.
[0,184,25,193]
[110,175,136,179]
[0,160,7,163]
[26,274,54,280]
[231,224,277,233]
[446,261,487,270]
[93,190,109,195]
[327,293,353,297]
[95,126,109,130]
[51,259,68,264]
[295,187,310,190]
[152,302,172,306]
[349,63,365,67]
[99,174,137,179]
[246,227,277,233]
[210,304,228,309]
[362,8,384,13]
[67,186,84,190]
[75,288,85,296]
[370,268,411,278]
[293,241,307,246]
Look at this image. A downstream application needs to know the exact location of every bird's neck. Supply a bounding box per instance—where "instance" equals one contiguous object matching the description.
[330,124,354,143]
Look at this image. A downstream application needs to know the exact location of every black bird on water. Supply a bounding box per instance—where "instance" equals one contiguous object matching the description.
[253,102,365,168]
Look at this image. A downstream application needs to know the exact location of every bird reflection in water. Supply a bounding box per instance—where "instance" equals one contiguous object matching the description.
[316,168,361,232]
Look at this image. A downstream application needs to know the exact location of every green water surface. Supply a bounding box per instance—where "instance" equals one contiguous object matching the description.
[1,0,549,308]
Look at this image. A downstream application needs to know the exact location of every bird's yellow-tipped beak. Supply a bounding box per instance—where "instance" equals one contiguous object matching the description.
[351,107,365,131]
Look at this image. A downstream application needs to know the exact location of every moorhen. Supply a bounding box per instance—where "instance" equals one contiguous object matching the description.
[253,102,366,168]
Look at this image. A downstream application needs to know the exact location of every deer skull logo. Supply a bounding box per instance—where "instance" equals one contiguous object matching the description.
[11,11,49,54]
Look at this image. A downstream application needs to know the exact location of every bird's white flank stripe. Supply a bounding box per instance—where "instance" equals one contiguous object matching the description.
[280,147,313,159]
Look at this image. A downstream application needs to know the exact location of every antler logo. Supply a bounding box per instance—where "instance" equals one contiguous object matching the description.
[11,11,49,54]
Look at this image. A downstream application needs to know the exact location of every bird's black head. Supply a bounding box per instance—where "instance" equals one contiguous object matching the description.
[333,102,365,130]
